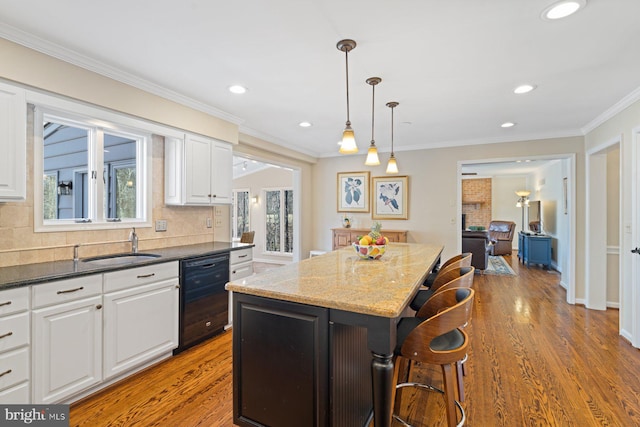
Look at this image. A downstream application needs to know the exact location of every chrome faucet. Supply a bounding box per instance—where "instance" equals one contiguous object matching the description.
[129,227,138,253]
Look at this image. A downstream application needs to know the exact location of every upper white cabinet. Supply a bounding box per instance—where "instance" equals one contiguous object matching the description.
[165,133,232,205]
[0,82,26,201]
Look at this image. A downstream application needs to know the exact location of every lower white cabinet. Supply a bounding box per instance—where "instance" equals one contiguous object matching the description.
[32,295,102,404]
[103,278,179,379]
[0,287,30,404]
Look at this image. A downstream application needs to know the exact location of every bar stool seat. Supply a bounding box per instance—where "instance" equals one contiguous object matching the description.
[393,288,474,427]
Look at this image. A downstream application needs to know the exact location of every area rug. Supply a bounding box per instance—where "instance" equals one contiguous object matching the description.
[484,256,517,276]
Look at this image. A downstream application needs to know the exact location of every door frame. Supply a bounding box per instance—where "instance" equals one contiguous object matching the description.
[458,153,576,304]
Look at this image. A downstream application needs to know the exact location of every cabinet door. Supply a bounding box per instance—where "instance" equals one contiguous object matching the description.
[103,279,179,380]
[32,296,102,404]
[210,140,232,204]
[0,82,26,201]
[185,134,213,205]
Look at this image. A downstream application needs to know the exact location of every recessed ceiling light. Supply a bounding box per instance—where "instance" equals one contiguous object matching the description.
[501,122,516,128]
[228,85,247,94]
[514,84,536,94]
[298,121,312,128]
[542,0,586,20]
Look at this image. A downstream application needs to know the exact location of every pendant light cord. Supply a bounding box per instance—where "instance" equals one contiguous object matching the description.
[371,83,375,142]
[345,50,351,124]
[390,105,394,154]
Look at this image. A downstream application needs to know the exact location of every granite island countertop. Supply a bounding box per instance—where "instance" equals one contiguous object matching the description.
[0,241,253,290]
[226,243,442,318]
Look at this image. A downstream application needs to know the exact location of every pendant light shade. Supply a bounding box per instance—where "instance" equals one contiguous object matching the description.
[386,102,399,174]
[364,77,381,166]
[337,39,358,154]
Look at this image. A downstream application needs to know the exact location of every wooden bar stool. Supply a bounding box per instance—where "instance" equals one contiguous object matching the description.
[410,266,475,312]
[393,288,475,427]
[423,253,472,287]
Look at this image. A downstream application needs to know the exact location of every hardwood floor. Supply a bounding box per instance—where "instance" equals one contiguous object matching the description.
[70,255,640,426]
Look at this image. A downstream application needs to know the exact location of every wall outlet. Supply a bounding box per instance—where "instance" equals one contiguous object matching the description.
[155,219,167,232]
[215,206,222,216]
[206,217,212,228]
[215,218,222,227]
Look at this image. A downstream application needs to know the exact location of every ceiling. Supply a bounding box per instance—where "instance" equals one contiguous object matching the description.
[2,0,640,159]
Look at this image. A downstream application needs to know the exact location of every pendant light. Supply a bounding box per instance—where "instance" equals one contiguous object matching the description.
[386,102,399,174]
[337,39,358,154]
[364,77,381,165]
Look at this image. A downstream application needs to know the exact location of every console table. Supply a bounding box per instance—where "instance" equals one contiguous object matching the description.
[331,228,407,250]
[518,232,552,269]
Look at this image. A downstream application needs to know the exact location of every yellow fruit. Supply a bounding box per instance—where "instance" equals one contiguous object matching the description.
[383,236,389,244]
[360,235,372,245]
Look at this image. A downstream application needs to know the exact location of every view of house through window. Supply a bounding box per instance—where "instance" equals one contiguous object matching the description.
[265,188,293,253]
[40,113,145,225]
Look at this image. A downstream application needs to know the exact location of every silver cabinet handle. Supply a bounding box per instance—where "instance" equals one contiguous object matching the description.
[137,273,155,279]
[0,369,11,378]
[175,285,181,289]
[0,301,11,307]
[238,254,248,258]
[0,331,13,339]
[57,286,84,294]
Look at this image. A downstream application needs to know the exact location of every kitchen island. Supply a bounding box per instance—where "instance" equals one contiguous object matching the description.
[226,243,442,427]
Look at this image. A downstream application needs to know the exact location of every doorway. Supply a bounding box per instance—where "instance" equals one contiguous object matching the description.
[232,155,301,263]
[459,154,576,304]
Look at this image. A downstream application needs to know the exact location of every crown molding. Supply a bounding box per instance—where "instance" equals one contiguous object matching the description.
[582,85,640,134]
[0,23,243,125]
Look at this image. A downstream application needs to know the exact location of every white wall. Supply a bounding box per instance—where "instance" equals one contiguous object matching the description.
[531,160,566,270]
[492,176,527,243]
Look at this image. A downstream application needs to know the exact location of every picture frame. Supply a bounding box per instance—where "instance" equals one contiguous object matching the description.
[372,175,408,220]
[337,171,370,213]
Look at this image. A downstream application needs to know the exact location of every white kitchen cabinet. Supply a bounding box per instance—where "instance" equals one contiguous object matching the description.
[165,133,232,206]
[0,81,26,201]
[227,247,254,327]
[0,287,30,403]
[32,288,102,404]
[103,262,179,379]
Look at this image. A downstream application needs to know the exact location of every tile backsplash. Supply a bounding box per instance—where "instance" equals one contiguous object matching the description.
[0,124,230,268]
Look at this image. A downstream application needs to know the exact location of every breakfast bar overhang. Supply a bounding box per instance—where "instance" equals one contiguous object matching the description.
[226,243,443,427]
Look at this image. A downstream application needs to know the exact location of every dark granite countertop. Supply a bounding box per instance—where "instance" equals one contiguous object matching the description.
[0,241,253,290]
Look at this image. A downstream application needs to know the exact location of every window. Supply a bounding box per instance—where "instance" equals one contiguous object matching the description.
[232,189,250,240]
[264,188,293,254]
[32,102,152,231]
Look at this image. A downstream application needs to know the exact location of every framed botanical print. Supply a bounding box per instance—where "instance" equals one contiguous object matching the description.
[337,171,370,213]
[372,175,408,220]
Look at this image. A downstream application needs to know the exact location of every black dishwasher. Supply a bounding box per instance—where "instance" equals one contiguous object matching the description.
[175,253,229,354]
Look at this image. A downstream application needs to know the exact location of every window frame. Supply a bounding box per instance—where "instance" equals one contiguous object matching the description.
[231,188,251,241]
[30,93,158,232]
[263,187,293,256]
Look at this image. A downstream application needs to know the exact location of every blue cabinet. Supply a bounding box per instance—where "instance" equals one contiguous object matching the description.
[518,232,551,269]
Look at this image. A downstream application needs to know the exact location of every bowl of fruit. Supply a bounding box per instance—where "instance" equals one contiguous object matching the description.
[352,223,389,260]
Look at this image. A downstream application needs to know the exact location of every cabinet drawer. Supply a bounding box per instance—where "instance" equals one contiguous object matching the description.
[0,347,29,392]
[0,381,29,403]
[32,275,102,309]
[0,287,29,316]
[104,261,178,293]
[0,312,29,353]
[230,261,254,281]
[230,248,252,264]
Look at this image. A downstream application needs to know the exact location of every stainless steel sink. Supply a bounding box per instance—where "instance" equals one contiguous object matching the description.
[82,253,161,266]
